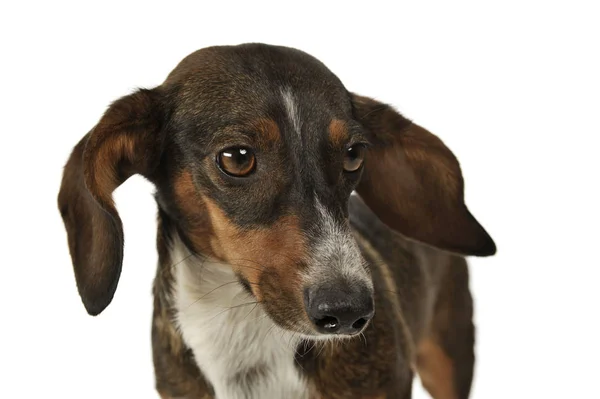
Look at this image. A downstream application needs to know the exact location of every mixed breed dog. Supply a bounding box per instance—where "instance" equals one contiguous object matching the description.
[58,43,496,399]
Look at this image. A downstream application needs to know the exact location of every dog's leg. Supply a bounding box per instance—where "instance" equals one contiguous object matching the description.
[416,258,475,399]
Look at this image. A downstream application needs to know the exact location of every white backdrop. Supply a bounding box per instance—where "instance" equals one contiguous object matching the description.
[1,1,599,398]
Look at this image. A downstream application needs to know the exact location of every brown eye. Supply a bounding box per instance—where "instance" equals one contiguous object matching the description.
[217,147,256,177]
[343,144,366,172]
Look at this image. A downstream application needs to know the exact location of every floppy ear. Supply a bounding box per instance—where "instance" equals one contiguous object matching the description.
[351,94,496,256]
[58,89,166,315]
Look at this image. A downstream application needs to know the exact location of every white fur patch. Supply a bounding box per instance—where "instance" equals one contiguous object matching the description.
[281,88,302,140]
[172,237,309,399]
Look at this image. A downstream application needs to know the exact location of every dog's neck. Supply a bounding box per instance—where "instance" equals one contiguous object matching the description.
[170,235,309,399]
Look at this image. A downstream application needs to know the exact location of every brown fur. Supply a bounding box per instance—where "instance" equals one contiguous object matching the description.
[202,197,307,271]
[152,215,213,398]
[202,196,311,330]
[152,207,472,398]
[328,119,349,147]
[417,339,457,399]
[171,170,217,258]
[170,166,312,330]
[418,257,476,399]
[352,94,495,257]
[252,118,282,146]
[58,44,494,398]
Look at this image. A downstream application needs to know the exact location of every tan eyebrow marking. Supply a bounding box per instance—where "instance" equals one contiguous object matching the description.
[328,119,349,147]
[251,118,281,146]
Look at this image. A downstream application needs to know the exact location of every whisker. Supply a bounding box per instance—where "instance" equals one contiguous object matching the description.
[362,332,368,346]
[161,252,195,276]
[316,339,327,358]
[305,339,317,355]
[262,323,278,347]
[290,332,307,373]
[179,301,265,335]
[241,302,260,322]
[205,301,262,323]
[183,281,242,310]
[210,259,267,274]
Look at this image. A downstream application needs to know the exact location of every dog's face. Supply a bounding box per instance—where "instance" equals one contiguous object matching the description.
[58,44,495,337]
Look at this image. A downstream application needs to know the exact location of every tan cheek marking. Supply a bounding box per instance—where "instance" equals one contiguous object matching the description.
[328,119,349,147]
[416,338,458,399]
[172,170,307,304]
[203,197,308,300]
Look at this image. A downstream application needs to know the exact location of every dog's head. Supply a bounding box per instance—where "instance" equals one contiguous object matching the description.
[58,44,495,337]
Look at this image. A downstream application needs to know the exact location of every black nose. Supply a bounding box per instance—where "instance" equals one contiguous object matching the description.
[304,283,374,335]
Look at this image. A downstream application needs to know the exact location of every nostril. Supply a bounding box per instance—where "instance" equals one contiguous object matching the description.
[315,315,340,332]
[351,317,368,330]
[305,284,374,335]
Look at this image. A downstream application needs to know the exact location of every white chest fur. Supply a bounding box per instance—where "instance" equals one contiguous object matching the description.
[172,240,309,399]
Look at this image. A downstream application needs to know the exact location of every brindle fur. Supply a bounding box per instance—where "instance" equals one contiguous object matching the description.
[58,43,494,399]
[149,196,476,398]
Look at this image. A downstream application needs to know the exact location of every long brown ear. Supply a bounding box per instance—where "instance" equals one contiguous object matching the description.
[58,89,165,315]
[351,94,496,256]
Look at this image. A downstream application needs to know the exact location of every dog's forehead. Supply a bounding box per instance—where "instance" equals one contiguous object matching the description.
[165,44,351,121]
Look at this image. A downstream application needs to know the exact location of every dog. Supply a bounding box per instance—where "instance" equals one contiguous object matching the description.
[58,43,496,399]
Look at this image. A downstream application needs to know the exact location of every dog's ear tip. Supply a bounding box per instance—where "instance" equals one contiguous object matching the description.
[77,259,122,317]
[81,295,114,316]
[469,232,497,257]
[485,239,497,256]
[84,305,105,317]
[475,243,497,257]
